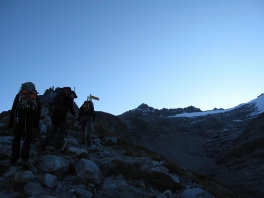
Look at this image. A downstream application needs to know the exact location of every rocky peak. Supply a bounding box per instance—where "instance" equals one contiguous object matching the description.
[183,105,202,112]
[136,103,155,112]
[122,104,202,117]
[42,87,55,97]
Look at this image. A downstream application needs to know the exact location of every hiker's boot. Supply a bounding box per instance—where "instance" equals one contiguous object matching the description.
[37,142,46,152]
[55,144,63,150]
[79,140,86,145]
[9,158,17,166]
[21,159,29,169]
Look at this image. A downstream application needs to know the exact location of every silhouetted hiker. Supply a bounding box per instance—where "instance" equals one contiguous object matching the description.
[38,87,77,151]
[78,100,96,147]
[8,82,41,168]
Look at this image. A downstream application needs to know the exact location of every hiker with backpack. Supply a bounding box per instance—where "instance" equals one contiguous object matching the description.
[78,99,96,147]
[38,87,77,151]
[8,82,41,168]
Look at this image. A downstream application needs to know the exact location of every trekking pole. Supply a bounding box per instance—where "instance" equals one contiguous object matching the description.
[61,119,75,152]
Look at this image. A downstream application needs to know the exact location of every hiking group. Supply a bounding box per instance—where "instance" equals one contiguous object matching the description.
[8,82,97,168]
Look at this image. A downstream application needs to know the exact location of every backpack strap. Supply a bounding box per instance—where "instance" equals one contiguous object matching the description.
[18,89,38,111]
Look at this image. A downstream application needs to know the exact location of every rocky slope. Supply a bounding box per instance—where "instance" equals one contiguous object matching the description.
[211,112,264,197]
[0,107,236,198]
[0,90,263,197]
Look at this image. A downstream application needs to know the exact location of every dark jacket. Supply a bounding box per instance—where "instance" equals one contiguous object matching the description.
[60,95,75,116]
[52,90,75,117]
[78,102,96,121]
[8,93,41,129]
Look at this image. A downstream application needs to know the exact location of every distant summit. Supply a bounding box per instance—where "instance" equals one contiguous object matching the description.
[135,103,155,113]
[122,103,201,117]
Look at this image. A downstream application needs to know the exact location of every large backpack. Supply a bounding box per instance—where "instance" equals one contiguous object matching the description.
[17,82,38,112]
[82,100,94,115]
[52,87,72,112]
[53,87,71,105]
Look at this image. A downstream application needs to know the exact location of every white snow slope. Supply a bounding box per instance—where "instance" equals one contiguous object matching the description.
[170,94,264,118]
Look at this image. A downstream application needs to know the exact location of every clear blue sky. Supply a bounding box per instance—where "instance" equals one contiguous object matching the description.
[1,0,264,116]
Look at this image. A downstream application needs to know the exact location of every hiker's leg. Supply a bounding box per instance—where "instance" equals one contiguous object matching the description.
[10,116,24,164]
[86,116,94,147]
[21,115,34,161]
[80,116,87,144]
[56,118,67,149]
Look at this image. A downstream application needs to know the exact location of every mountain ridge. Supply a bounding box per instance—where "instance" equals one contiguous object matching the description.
[121,93,264,118]
[0,90,264,197]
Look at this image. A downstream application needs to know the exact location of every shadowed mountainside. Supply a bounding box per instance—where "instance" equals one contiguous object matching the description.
[115,102,264,198]
[0,89,263,197]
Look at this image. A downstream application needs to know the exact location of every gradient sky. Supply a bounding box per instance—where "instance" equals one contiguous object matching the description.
[1,0,264,116]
